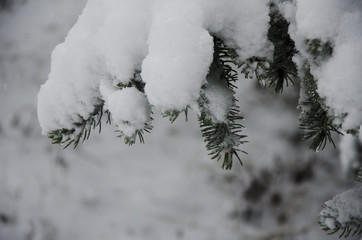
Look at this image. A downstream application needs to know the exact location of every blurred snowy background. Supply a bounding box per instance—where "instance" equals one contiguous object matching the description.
[0,1,358,240]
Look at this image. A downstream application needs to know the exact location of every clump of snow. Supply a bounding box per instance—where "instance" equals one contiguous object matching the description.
[320,187,362,230]
[37,42,102,134]
[200,0,272,61]
[94,0,152,85]
[101,83,151,137]
[141,0,213,110]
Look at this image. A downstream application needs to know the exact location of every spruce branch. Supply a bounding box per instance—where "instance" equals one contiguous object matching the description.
[305,39,333,66]
[239,56,269,86]
[115,117,154,145]
[239,4,298,92]
[299,62,342,151]
[47,101,108,148]
[117,70,145,93]
[162,107,189,123]
[198,92,247,170]
[213,36,239,91]
[266,3,298,93]
[47,70,153,149]
[115,71,153,145]
[319,188,362,238]
[198,36,247,170]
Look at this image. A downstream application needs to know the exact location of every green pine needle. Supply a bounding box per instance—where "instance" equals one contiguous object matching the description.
[116,120,153,145]
[47,101,107,149]
[320,203,362,238]
[266,3,298,93]
[198,36,247,170]
[162,107,189,123]
[117,70,145,93]
[299,62,343,151]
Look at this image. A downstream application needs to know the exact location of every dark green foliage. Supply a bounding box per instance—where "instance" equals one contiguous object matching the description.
[48,70,153,148]
[198,95,247,170]
[213,36,239,89]
[47,102,106,148]
[299,62,342,151]
[266,4,298,93]
[305,39,333,66]
[198,36,247,170]
[239,56,269,85]
[346,128,359,136]
[117,70,145,93]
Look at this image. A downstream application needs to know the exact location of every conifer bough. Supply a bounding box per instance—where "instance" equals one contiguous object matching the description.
[38,0,361,168]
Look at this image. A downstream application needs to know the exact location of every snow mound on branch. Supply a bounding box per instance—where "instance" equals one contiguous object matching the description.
[320,187,362,230]
[100,80,151,137]
[37,0,271,135]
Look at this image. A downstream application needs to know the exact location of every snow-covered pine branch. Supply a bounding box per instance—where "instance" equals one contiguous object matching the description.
[38,1,362,167]
[319,187,362,238]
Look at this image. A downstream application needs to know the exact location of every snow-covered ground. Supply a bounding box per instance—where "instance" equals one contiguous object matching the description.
[0,1,358,240]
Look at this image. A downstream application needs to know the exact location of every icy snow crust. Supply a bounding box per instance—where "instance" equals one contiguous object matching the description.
[37,0,271,136]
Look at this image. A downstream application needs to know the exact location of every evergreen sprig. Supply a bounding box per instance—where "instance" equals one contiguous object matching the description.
[117,70,145,93]
[48,101,107,148]
[266,4,298,93]
[115,70,153,145]
[319,204,362,238]
[212,36,240,90]
[198,36,247,170]
[299,62,342,151]
[239,5,298,93]
[162,107,189,123]
[198,93,247,170]
[116,118,153,145]
[239,56,269,85]
[305,39,333,66]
